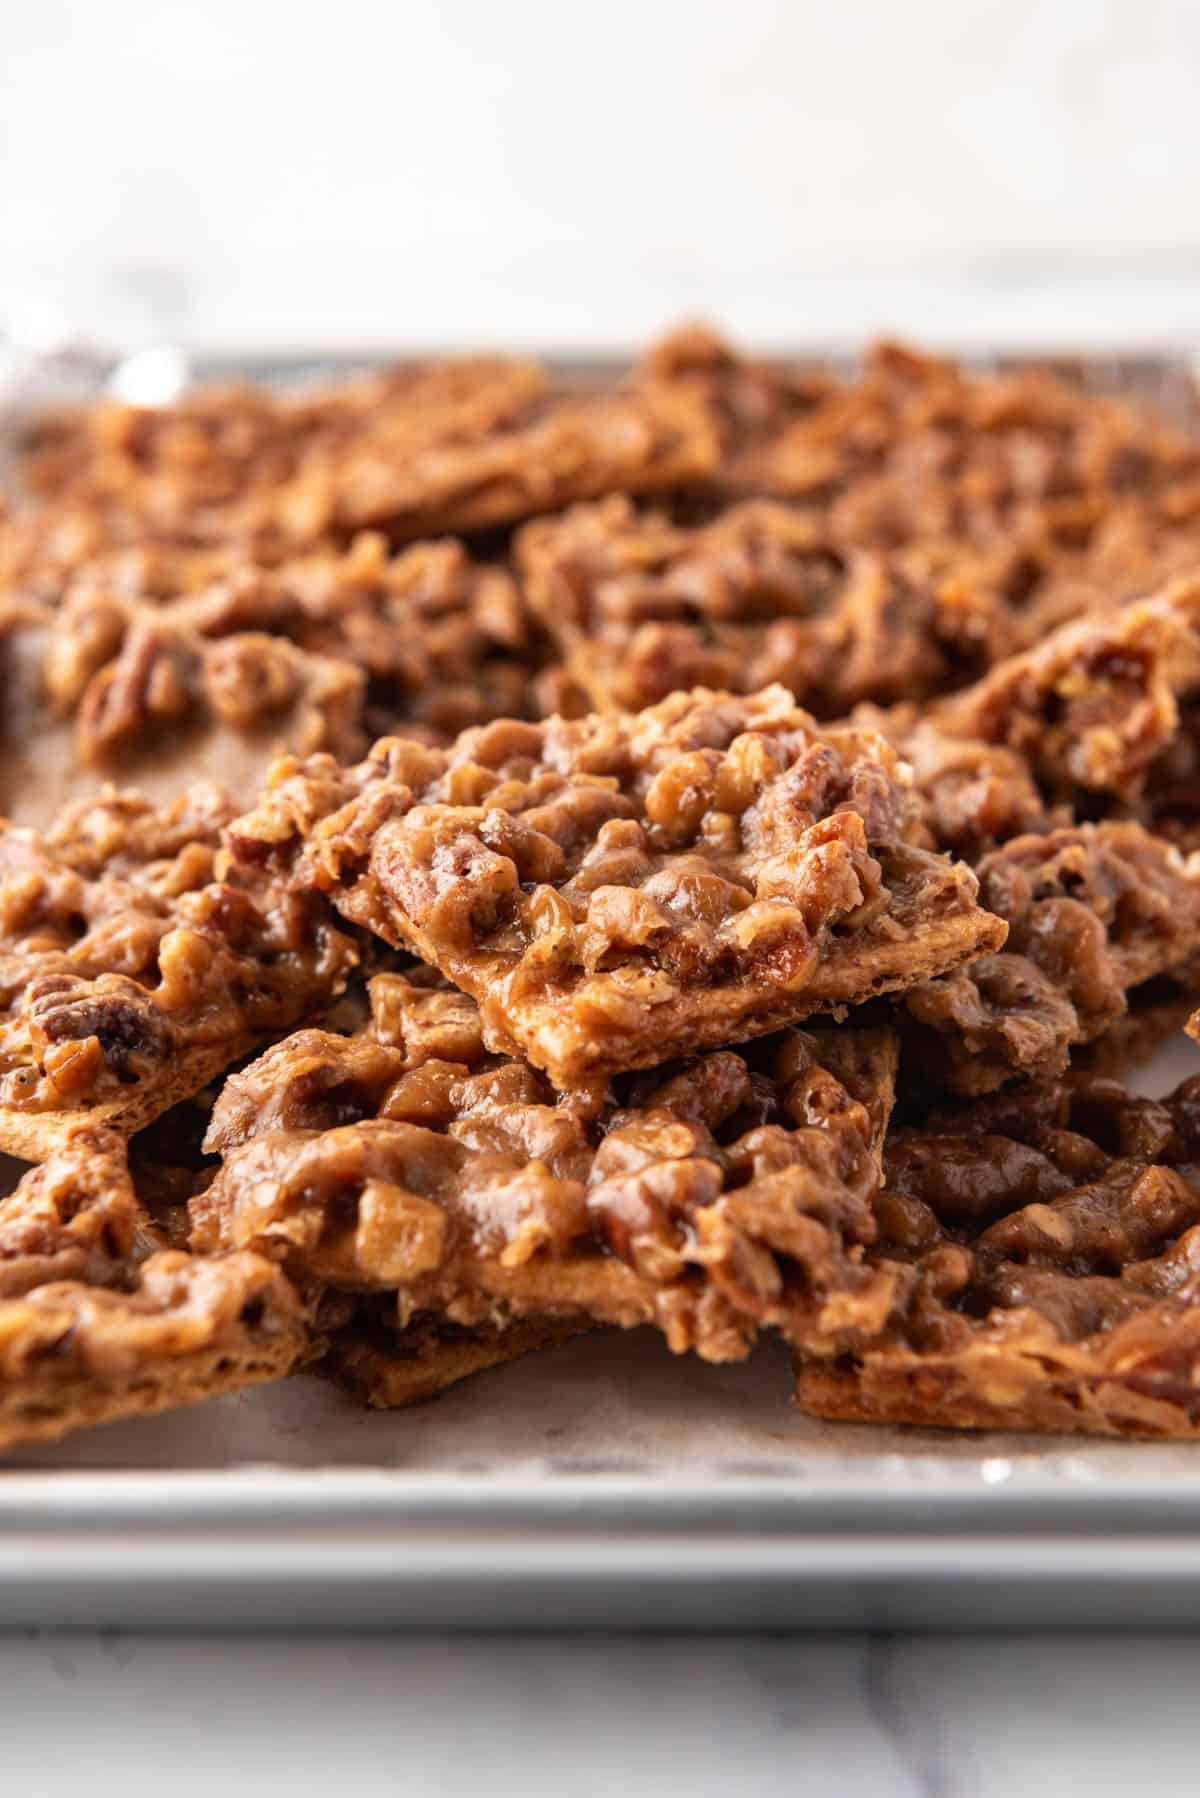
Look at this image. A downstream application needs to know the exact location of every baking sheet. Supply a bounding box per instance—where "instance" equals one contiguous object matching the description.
[0,1043,1196,1632]
[1,348,1199,1630]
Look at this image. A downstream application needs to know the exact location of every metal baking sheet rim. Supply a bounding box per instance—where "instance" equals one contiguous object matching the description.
[2,346,1200,1630]
[0,1484,1198,1631]
[10,1466,1200,1629]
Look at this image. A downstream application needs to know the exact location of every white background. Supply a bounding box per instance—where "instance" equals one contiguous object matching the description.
[2,0,1200,349]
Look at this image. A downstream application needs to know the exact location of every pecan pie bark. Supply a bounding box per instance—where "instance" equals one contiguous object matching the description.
[637,324,838,501]
[0,1082,580,1431]
[86,626,364,776]
[14,359,549,543]
[0,1126,309,1452]
[323,1310,588,1409]
[641,335,1200,637]
[794,1071,1200,1437]
[2,534,246,612]
[226,687,1005,1085]
[2,595,368,831]
[0,1251,307,1452]
[932,576,1200,809]
[516,495,1021,718]
[0,803,357,1159]
[1146,703,1200,852]
[1075,981,1200,1080]
[703,337,1200,548]
[875,676,1200,1096]
[16,355,718,553]
[0,1126,157,1298]
[40,784,237,881]
[861,709,1061,863]
[192,971,900,1364]
[0,492,226,610]
[301,376,719,543]
[904,823,1200,1095]
[54,530,538,741]
[164,532,535,739]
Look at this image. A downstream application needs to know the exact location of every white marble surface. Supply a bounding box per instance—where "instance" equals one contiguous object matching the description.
[0,1629,1194,1795]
